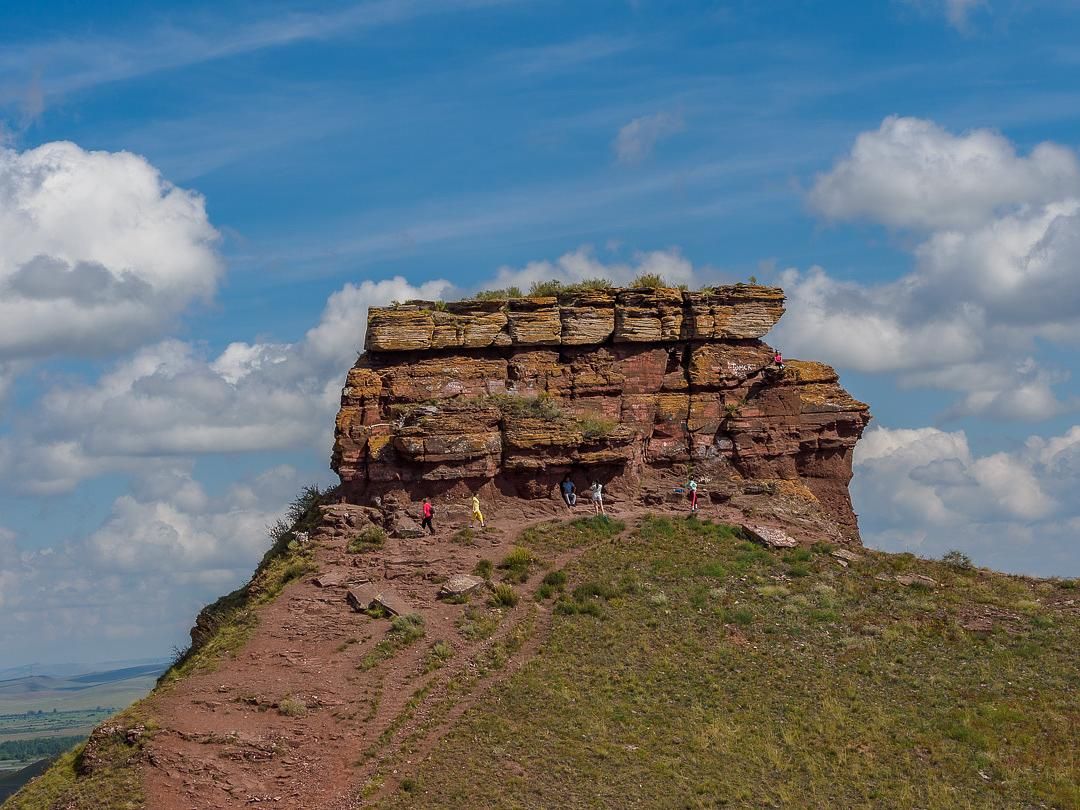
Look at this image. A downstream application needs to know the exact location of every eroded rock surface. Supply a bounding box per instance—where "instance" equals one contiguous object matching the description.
[333,284,871,537]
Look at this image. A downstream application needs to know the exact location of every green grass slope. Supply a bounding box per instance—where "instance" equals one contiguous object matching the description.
[385,516,1079,809]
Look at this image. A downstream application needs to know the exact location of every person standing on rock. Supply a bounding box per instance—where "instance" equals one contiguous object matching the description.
[688,478,698,512]
[589,481,605,516]
[561,475,577,508]
[421,497,435,535]
[471,494,486,528]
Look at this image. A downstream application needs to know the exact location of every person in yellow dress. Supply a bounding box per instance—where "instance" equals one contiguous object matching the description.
[471,494,485,528]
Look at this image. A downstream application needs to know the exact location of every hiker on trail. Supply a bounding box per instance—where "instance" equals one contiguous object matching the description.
[421,497,435,535]
[561,475,577,508]
[589,481,605,516]
[688,478,698,512]
[773,350,784,370]
[471,494,486,528]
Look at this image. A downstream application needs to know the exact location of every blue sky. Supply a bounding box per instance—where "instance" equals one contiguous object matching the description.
[1,0,1079,667]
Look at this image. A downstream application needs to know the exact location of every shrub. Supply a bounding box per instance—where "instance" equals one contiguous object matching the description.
[278,697,307,717]
[348,525,386,553]
[425,640,454,672]
[487,393,565,422]
[390,613,426,642]
[542,570,568,588]
[498,546,536,583]
[577,414,617,440]
[630,272,667,288]
[942,549,974,570]
[474,286,524,300]
[474,558,494,580]
[554,597,604,617]
[528,278,611,297]
[490,583,519,607]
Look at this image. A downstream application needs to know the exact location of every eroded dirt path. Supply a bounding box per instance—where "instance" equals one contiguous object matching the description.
[139,498,640,810]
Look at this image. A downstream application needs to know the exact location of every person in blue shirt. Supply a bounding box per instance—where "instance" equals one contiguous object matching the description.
[560,475,577,508]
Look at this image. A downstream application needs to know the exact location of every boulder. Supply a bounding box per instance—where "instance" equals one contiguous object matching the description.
[896,574,937,588]
[437,574,487,598]
[312,570,351,588]
[346,584,412,617]
[742,524,799,549]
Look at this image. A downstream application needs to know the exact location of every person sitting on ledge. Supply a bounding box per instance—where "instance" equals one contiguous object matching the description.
[773,350,784,370]
[560,475,577,508]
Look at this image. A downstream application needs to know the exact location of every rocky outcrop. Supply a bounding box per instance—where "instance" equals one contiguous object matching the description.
[333,284,870,536]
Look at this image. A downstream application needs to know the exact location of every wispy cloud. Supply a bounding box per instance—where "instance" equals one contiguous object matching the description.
[0,0,517,112]
[614,110,685,164]
[494,34,637,75]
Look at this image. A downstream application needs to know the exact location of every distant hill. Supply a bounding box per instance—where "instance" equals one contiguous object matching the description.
[0,660,169,683]
[0,663,167,715]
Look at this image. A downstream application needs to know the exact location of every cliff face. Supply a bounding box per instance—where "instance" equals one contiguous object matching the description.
[332,285,870,536]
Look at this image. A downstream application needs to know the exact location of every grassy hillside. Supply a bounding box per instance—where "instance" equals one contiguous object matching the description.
[383,515,1079,809]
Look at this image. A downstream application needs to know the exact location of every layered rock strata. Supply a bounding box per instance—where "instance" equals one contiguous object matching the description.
[332,285,870,535]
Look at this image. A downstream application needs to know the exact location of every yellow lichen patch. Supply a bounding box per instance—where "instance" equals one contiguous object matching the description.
[767,478,820,502]
[785,360,838,384]
[798,383,868,411]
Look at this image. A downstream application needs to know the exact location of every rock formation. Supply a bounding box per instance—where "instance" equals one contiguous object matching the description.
[332,285,870,537]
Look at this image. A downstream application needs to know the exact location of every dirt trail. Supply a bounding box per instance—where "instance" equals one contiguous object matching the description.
[139,497,647,810]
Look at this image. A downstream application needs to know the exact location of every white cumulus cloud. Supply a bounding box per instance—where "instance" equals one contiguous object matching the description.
[776,117,1080,422]
[807,116,1080,230]
[853,424,1075,574]
[0,141,222,361]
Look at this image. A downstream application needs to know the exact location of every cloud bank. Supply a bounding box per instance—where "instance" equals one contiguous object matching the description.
[775,116,1080,421]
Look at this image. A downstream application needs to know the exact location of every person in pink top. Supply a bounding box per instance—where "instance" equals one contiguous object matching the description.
[421,497,435,535]
[773,350,784,370]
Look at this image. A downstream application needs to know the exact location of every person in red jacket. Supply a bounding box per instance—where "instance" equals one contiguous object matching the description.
[421,497,435,535]
[773,350,784,370]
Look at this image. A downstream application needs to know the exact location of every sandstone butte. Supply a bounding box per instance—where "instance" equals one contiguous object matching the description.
[334,283,871,541]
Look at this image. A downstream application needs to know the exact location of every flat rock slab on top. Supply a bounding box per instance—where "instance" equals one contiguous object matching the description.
[346,583,413,617]
[312,570,352,588]
[437,574,486,598]
[742,524,799,549]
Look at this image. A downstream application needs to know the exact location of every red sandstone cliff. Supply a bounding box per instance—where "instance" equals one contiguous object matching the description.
[332,285,870,539]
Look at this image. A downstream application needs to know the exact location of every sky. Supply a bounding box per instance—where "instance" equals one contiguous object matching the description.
[1,0,1079,667]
